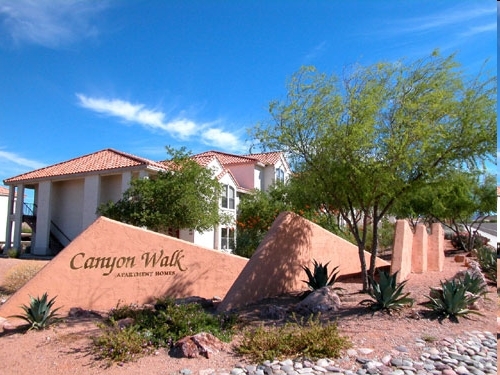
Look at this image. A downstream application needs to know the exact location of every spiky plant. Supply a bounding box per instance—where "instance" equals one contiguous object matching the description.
[11,293,62,330]
[361,270,414,312]
[425,279,482,321]
[301,260,343,292]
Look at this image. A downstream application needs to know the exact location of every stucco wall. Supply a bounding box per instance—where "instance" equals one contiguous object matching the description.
[218,211,390,312]
[52,179,84,241]
[0,193,8,243]
[0,217,248,320]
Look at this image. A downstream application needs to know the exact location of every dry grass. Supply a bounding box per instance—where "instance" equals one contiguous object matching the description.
[0,261,46,294]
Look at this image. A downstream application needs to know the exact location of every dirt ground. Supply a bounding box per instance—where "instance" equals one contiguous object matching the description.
[0,252,497,375]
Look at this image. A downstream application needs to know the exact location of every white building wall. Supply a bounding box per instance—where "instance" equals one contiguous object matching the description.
[0,192,8,243]
[82,175,100,231]
[52,179,84,242]
[33,181,52,255]
[100,174,124,204]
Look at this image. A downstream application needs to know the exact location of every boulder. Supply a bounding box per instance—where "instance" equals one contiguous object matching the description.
[295,287,341,314]
[174,332,227,358]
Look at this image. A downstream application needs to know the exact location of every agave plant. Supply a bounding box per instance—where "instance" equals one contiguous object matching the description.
[11,293,62,330]
[361,270,414,312]
[425,279,482,321]
[301,259,343,292]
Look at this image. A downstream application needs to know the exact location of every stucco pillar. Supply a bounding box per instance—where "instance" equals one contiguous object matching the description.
[390,220,413,283]
[428,223,444,271]
[411,223,428,273]
[82,175,100,230]
[121,171,132,194]
[12,185,24,251]
[3,186,16,252]
[33,181,52,255]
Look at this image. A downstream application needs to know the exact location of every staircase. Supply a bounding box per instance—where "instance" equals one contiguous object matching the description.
[22,203,70,255]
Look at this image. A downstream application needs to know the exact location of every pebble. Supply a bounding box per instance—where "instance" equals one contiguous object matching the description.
[179,331,497,375]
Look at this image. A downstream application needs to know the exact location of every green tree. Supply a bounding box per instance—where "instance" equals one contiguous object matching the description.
[393,171,496,251]
[250,52,496,291]
[98,146,228,234]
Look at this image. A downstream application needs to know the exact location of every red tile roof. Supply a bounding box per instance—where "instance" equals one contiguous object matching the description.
[244,151,283,165]
[194,151,257,165]
[4,149,167,184]
[0,186,9,196]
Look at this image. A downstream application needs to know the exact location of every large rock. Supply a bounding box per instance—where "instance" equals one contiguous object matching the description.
[174,332,227,358]
[295,287,341,314]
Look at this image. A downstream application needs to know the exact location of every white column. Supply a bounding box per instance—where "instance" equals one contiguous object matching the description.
[12,185,24,250]
[82,175,100,230]
[33,181,51,255]
[3,186,16,252]
[121,171,132,194]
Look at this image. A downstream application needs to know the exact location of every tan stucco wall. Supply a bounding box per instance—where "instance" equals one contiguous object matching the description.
[218,211,390,312]
[0,217,248,320]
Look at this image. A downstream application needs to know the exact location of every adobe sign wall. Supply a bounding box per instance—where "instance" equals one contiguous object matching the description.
[0,217,248,320]
[219,211,390,312]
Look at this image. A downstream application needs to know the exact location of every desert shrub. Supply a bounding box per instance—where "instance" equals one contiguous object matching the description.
[92,323,152,365]
[425,279,482,321]
[6,248,20,258]
[10,293,61,330]
[237,315,351,362]
[475,246,496,282]
[92,298,236,363]
[1,261,46,294]
[450,232,489,251]
[361,270,414,312]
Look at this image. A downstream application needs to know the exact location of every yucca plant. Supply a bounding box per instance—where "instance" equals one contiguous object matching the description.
[425,279,482,321]
[301,260,343,292]
[361,270,414,312]
[11,293,62,330]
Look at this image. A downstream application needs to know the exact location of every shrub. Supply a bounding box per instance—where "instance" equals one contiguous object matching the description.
[237,315,351,362]
[6,248,20,258]
[450,232,489,251]
[1,261,46,294]
[301,260,343,292]
[425,279,482,321]
[475,246,496,282]
[11,293,61,330]
[92,298,236,363]
[361,270,414,312]
[92,323,152,365]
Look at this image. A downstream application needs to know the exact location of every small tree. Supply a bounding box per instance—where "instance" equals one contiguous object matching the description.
[251,52,496,291]
[98,146,229,234]
[393,171,496,251]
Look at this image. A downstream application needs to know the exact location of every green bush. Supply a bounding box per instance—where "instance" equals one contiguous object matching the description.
[92,323,152,365]
[6,248,20,258]
[237,315,351,362]
[425,279,482,321]
[92,298,236,363]
[475,246,496,282]
[11,293,61,330]
[361,270,414,312]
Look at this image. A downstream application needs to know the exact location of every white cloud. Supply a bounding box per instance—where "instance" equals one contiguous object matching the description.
[0,149,45,170]
[76,94,245,149]
[0,0,109,48]
[201,128,243,151]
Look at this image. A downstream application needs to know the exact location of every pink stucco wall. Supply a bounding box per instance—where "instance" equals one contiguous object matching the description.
[0,217,248,320]
[218,212,390,312]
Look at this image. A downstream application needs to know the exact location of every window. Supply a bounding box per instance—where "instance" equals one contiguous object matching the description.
[221,227,235,250]
[221,185,235,209]
[275,168,285,183]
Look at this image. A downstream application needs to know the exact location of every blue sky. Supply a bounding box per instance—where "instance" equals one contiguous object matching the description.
[0,0,497,187]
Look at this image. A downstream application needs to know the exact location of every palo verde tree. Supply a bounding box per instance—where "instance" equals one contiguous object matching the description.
[98,146,229,235]
[393,171,496,252]
[250,51,496,291]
